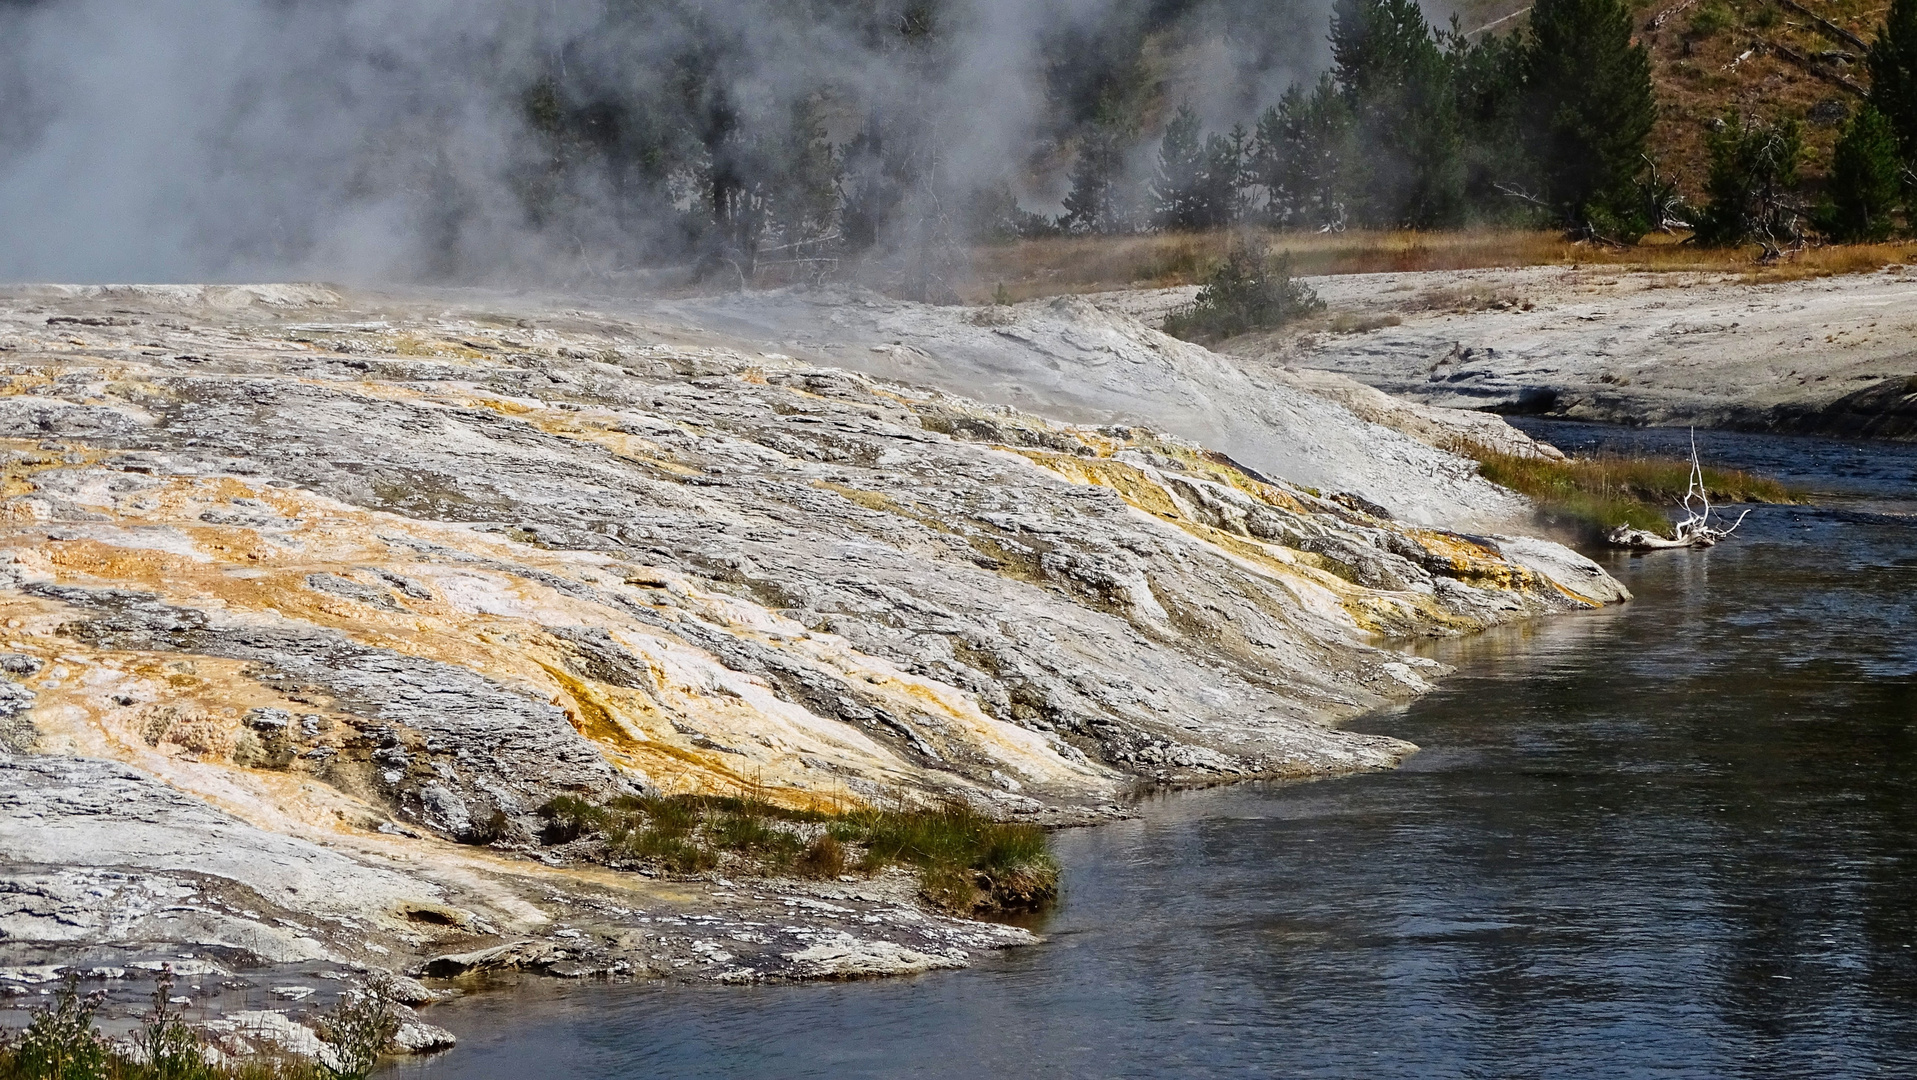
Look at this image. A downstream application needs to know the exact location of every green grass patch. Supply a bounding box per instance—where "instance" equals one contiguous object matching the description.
[1465,443,1803,536]
[536,793,1058,916]
[832,801,1058,911]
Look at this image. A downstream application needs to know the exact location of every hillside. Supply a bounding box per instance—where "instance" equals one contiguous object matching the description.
[1644,0,1878,189]
[1442,0,1884,199]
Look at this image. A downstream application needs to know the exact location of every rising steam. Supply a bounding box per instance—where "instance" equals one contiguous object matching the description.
[0,0,1331,284]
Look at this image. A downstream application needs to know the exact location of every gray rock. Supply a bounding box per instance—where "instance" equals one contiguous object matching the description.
[0,283,1627,999]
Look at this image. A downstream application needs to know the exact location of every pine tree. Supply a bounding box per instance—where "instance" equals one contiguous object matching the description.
[1448,25,1529,218]
[1822,105,1903,241]
[1198,126,1252,227]
[1151,104,1209,229]
[1867,0,1917,161]
[766,98,841,248]
[1329,0,1464,227]
[1255,75,1355,229]
[1693,112,1804,249]
[1161,236,1325,343]
[1521,0,1656,235]
[1062,122,1136,234]
[839,109,909,252]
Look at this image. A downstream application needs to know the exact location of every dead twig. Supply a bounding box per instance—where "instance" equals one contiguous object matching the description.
[1495,182,1551,208]
[1606,429,1752,548]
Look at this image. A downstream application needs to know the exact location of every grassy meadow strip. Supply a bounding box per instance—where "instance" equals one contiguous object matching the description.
[961,228,1917,302]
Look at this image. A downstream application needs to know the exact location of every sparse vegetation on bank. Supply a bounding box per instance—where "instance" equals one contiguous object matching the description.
[1462,442,1803,536]
[0,969,400,1080]
[535,793,1059,916]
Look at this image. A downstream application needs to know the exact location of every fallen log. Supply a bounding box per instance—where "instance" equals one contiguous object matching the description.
[1647,0,1698,30]
[1766,38,1870,97]
[1605,431,1753,549]
[1774,0,1869,52]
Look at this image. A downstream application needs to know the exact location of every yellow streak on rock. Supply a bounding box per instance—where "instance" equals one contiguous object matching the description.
[13,642,399,841]
[1,437,1112,827]
[1006,448,1498,637]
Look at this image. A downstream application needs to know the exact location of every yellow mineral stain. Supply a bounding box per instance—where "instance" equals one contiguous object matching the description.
[1005,446,1516,636]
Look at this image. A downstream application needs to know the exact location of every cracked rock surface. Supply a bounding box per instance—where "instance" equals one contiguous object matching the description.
[0,283,1623,998]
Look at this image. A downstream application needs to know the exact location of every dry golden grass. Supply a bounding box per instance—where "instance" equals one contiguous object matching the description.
[959,228,1917,300]
[1639,0,1881,192]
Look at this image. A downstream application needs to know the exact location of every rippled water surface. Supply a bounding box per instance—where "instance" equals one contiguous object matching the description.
[403,425,1917,1078]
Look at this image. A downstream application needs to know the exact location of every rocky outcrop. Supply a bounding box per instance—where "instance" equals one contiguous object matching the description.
[1209,264,1917,437]
[0,282,1623,991]
[640,289,1536,527]
[1765,374,1917,439]
[1267,367,1564,460]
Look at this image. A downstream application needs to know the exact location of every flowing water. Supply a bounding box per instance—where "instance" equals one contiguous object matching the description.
[400,423,1917,1079]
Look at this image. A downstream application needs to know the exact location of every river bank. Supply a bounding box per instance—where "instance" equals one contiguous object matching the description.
[0,282,1625,1059]
[1093,263,1917,440]
[396,422,1917,1079]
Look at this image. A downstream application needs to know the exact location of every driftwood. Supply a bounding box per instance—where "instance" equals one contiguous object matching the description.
[1647,0,1699,31]
[1764,38,1870,97]
[1606,431,1752,549]
[1773,0,1869,51]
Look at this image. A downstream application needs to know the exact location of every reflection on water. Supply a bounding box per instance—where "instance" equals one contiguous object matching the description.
[402,428,1917,1079]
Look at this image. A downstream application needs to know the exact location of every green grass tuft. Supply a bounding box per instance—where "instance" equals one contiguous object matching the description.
[833,800,1058,914]
[537,792,1058,916]
[1463,443,1803,536]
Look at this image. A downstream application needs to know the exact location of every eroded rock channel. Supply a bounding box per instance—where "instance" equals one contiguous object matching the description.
[0,283,1623,1053]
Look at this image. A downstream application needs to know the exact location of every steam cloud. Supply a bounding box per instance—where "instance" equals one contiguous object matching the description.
[0,0,1332,284]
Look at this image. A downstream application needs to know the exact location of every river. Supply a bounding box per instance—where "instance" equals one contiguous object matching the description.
[398,422,1917,1078]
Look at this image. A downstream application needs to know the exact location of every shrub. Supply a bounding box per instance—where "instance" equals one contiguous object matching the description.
[138,968,213,1080]
[1160,236,1324,343]
[535,794,609,843]
[315,977,399,1080]
[9,977,110,1080]
[794,834,847,879]
[1687,2,1732,38]
[1692,112,1804,249]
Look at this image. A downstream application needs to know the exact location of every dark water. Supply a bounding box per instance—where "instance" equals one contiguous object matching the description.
[402,426,1917,1079]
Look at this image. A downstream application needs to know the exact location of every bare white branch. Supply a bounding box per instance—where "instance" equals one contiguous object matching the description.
[1606,428,1752,549]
